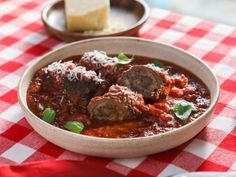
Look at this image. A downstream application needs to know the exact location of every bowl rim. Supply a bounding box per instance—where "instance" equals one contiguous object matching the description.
[41,0,150,38]
[18,36,220,142]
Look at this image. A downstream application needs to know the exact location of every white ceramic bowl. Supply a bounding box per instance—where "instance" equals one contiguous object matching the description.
[18,37,219,158]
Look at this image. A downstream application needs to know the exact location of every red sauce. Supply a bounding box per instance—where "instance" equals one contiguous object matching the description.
[27,55,210,138]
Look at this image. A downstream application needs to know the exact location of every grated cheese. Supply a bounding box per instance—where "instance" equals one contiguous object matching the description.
[83,22,125,35]
[43,60,104,82]
[107,85,143,105]
[44,60,76,75]
[82,50,117,67]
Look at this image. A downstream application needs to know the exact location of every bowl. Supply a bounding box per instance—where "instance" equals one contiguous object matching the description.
[18,37,219,158]
[42,0,150,42]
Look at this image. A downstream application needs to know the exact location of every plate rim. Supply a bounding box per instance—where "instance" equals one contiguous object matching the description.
[18,36,220,142]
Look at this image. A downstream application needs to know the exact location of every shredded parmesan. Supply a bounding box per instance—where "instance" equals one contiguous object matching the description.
[82,50,116,67]
[67,66,100,82]
[83,22,125,35]
[107,85,143,104]
[59,96,64,105]
[44,60,76,75]
[43,60,104,83]
[38,103,44,110]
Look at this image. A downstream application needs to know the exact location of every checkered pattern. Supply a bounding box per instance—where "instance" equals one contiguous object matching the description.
[0,0,236,176]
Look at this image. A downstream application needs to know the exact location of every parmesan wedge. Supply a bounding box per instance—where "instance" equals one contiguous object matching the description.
[65,0,110,31]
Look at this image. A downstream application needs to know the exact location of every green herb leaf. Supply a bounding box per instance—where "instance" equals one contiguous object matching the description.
[42,108,56,124]
[172,100,195,121]
[154,61,167,70]
[116,53,133,65]
[63,121,84,134]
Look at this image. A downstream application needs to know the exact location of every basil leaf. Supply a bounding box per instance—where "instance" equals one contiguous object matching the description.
[42,108,56,124]
[154,61,168,70]
[63,121,84,134]
[172,100,195,121]
[116,53,133,65]
[117,53,130,60]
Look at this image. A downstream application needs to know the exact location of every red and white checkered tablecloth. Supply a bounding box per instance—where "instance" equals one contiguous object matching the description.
[0,0,236,176]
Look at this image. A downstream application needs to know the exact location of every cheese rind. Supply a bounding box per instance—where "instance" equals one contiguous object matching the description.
[65,0,110,31]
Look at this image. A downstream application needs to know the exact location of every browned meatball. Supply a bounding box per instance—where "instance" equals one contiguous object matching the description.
[41,60,108,113]
[88,85,145,121]
[79,50,130,83]
[118,64,171,102]
[64,66,108,112]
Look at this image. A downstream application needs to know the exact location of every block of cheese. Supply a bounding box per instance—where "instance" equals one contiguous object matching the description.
[65,0,110,32]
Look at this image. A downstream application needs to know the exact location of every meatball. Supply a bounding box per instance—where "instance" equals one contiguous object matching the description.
[79,50,130,83]
[41,60,108,112]
[118,64,171,102]
[64,66,108,111]
[88,85,145,121]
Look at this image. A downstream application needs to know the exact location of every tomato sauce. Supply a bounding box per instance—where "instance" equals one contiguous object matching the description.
[27,55,210,138]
